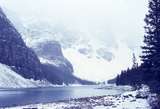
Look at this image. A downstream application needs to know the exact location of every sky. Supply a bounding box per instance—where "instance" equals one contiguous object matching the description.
[0,0,148,51]
[0,0,149,81]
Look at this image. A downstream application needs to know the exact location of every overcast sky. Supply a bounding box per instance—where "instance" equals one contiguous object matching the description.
[0,0,149,81]
[0,0,148,50]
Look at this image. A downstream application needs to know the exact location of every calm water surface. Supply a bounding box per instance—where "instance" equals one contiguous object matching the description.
[0,85,129,107]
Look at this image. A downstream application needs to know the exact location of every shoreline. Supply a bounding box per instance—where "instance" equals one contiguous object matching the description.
[5,91,151,109]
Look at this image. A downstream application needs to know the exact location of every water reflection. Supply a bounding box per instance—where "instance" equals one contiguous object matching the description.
[0,85,126,107]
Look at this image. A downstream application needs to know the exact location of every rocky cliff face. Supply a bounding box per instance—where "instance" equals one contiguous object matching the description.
[31,41,81,85]
[0,8,44,80]
[33,41,73,74]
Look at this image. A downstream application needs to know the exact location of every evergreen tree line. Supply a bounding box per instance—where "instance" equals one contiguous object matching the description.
[116,0,160,93]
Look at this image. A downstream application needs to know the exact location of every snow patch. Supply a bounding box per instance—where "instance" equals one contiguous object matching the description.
[0,63,53,88]
[63,43,133,82]
[39,57,60,67]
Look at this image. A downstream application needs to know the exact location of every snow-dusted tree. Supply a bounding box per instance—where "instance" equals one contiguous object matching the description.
[132,53,138,68]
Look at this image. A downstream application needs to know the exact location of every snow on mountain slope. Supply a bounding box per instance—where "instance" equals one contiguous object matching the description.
[19,22,133,81]
[0,13,134,81]
[63,43,133,81]
[0,0,147,81]
[0,63,52,88]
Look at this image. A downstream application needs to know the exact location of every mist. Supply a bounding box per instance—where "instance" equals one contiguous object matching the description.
[0,0,148,81]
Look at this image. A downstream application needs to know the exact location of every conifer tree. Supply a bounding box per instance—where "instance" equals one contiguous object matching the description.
[132,53,138,68]
[141,0,160,85]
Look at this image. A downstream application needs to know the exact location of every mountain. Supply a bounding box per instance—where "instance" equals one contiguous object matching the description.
[6,18,118,81]
[0,0,145,82]
[0,8,122,81]
[2,4,135,82]
[33,40,73,75]
[34,40,93,85]
[0,7,44,80]
[0,7,93,85]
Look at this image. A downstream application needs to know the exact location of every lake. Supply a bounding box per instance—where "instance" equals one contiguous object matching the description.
[0,85,131,107]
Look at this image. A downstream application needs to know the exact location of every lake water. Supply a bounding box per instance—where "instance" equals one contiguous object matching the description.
[0,85,130,107]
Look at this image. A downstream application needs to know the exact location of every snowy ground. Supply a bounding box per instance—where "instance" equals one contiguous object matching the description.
[0,63,53,88]
[6,89,151,109]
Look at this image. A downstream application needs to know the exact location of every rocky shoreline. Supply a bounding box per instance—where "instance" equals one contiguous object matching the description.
[6,90,151,109]
[4,85,158,109]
